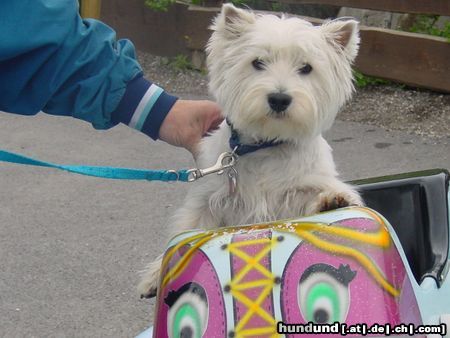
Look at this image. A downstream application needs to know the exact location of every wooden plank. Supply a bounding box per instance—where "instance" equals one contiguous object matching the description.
[80,0,102,19]
[289,15,450,92]
[101,0,191,56]
[101,2,450,92]
[184,5,221,50]
[356,28,450,93]
[277,0,450,16]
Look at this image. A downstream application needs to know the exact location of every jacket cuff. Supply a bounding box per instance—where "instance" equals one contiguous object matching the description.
[111,76,178,140]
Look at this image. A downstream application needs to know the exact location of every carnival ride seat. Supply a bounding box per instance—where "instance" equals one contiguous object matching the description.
[355,169,449,286]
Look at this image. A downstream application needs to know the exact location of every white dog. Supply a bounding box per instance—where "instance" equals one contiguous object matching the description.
[138,4,363,297]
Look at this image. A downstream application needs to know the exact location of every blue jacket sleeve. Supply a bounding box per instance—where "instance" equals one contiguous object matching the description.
[0,0,177,139]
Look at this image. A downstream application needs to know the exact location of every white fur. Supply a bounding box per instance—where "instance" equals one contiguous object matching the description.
[138,4,363,296]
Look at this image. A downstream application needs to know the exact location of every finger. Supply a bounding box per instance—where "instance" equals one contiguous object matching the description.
[202,110,223,135]
[210,115,224,130]
[203,119,223,137]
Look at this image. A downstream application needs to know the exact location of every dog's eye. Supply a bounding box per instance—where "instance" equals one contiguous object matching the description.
[298,63,313,75]
[252,59,265,70]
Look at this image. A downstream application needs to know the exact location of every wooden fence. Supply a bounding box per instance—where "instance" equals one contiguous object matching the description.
[278,0,450,92]
[100,0,450,92]
[80,0,102,19]
[278,0,450,16]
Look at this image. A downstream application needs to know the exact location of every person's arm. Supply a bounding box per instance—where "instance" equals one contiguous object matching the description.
[0,0,177,140]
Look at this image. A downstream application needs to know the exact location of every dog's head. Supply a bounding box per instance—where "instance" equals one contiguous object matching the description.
[207,4,359,142]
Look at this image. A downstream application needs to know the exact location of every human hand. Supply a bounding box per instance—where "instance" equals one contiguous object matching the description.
[158,99,223,156]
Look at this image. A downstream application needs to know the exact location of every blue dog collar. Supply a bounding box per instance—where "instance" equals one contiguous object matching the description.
[227,119,284,156]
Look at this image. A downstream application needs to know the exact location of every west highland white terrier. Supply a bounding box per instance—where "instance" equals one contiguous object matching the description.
[138,4,363,297]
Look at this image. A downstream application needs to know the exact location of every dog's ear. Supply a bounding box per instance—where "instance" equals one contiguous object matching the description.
[212,3,255,39]
[321,19,360,62]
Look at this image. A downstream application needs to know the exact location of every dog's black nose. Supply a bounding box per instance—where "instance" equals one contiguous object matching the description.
[267,93,292,113]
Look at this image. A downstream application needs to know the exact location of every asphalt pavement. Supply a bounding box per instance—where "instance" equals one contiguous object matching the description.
[1,105,449,338]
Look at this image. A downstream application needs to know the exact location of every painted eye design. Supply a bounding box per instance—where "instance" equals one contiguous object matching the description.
[298,263,356,324]
[298,63,313,75]
[252,58,265,70]
[165,282,208,338]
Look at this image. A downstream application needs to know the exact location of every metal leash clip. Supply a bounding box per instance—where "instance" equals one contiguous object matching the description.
[187,151,237,182]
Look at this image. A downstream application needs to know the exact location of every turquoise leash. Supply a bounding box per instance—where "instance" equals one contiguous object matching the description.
[0,149,190,182]
[0,149,237,183]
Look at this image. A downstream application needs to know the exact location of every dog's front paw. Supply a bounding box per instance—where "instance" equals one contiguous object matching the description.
[318,193,351,211]
[137,256,163,299]
[308,190,363,214]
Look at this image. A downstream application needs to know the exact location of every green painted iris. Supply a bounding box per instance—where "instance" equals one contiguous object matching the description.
[173,303,202,338]
[306,282,340,323]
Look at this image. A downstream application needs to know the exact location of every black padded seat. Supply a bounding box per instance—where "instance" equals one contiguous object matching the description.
[352,169,449,286]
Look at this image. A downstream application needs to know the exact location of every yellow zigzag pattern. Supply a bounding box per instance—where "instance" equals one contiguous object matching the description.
[226,237,280,337]
[160,208,400,336]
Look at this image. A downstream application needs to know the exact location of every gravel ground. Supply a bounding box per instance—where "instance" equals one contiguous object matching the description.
[340,86,450,140]
[138,52,450,140]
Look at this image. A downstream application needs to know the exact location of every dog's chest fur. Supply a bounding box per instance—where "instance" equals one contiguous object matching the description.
[195,124,338,226]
